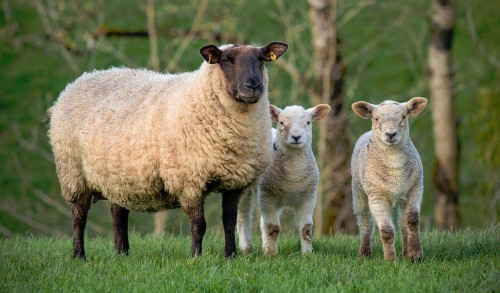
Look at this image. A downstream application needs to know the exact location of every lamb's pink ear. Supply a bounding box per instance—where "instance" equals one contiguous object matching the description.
[261,42,288,62]
[405,97,428,116]
[352,101,375,119]
[269,105,281,122]
[200,45,222,64]
[309,104,331,122]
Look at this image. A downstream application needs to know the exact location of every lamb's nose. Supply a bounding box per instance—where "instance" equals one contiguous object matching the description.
[386,132,396,139]
[292,135,301,142]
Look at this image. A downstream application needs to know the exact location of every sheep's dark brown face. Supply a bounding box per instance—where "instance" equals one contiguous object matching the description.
[200,42,288,104]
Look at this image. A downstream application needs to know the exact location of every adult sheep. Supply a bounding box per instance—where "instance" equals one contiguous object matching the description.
[351,97,427,261]
[47,42,288,259]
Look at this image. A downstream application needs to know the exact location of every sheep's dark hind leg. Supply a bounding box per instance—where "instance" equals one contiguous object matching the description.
[185,203,206,257]
[222,189,242,258]
[72,201,91,259]
[111,204,130,255]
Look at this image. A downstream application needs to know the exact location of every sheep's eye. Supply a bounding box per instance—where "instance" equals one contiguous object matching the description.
[279,121,284,125]
[374,118,379,122]
[222,58,230,63]
[307,121,311,125]
[402,115,406,120]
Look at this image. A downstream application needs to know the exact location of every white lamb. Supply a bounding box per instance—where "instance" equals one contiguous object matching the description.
[237,104,331,256]
[46,42,288,259]
[351,97,427,261]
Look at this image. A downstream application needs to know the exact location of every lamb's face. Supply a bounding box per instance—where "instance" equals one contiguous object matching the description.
[200,42,288,104]
[371,102,408,146]
[270,104,331,150]
[276,106,313,149]
[351,97,428,147]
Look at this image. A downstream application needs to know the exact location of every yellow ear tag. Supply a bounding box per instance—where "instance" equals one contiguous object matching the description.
[208,54,212,63]
[270,51,277,61]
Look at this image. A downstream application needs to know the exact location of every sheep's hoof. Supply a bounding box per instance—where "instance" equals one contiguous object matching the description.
[225,251,238,259]
[72,252,86,260]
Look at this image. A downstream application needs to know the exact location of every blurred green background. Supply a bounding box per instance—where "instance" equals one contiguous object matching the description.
[0,0,498,237]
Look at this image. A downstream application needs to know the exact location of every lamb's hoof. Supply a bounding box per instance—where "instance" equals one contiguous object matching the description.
[407,250,423,263]
[263,247,278,257]
[358,248,372,260]
[384,253,397,261]
[240,246,253,255]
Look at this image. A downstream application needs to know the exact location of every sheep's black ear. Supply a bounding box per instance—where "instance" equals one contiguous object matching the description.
[406,97,428,116]
[352,101,374,119]
[200,45,222,64]
[261,42,288,62]
[269,105,282,122]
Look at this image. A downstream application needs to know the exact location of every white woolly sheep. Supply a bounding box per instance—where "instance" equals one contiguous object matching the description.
[351,97,427,261]
[237,104,331,256]
[47,42,288,259]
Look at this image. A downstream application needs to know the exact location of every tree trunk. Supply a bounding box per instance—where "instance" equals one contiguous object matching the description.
[308,0,356,236]
[429,0,460,229]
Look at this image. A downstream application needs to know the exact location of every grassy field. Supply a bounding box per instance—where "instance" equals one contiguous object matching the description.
[1,227,498,292]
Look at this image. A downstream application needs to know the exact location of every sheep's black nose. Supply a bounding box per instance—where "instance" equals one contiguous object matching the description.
[244,82,261,90]
[292,135,301,142]
[386,132,397,139]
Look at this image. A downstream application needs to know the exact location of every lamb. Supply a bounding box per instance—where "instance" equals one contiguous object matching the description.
[351,97,427,261]
[237,103,331,256]
[46,42,288,259]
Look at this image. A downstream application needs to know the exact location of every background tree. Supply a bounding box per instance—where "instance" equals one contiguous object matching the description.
[307,0,356,235]
[429,0,460,229]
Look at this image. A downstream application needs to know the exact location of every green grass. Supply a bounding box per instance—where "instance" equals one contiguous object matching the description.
[1,227,498,292]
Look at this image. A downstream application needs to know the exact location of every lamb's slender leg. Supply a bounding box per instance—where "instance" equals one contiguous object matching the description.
[369,199,396,260]
[295,197,316,254]
[111,204,130,255]
[353,182,373,259]
[398,202,409,258]
[237,187,254,255]
[259,198,281,256]
[222,188,242,258]
[184,201,206,257]
[71,200,91,259]
[405,187,423,261]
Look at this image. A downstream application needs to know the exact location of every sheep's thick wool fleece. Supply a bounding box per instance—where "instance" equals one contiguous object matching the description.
[49,64,273,212]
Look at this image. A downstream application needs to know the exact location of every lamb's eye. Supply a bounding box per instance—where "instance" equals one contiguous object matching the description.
[307,121,311,125]
[375,118,379,122]
[402,115,406,120]
[279,121,284,125]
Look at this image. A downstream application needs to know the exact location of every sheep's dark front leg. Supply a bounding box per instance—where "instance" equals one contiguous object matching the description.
[72,201,91,259]
[111,204,130,255]
[185,203,206,257]
[222,188,242,258]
